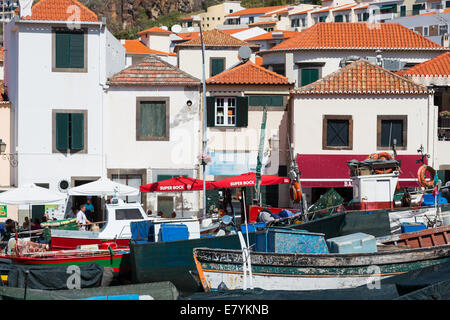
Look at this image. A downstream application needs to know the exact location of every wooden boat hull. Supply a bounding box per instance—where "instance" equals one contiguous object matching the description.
[193,245,450,291]
[4,250,131,276]
[129,232,256,295]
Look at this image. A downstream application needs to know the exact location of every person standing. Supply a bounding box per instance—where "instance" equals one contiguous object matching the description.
[84,198,95,222]
[77,205,91,231]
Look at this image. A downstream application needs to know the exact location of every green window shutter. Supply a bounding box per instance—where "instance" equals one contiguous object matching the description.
[207,97,216,127]
[55,32,71,69]
[140,101,166,138]
[211,58,225,76]
[301,68,319,86]
[157,175,175,182]
[70,113,84,150]
[55,113,69,151]
[69,32,85,69]
[381,120,403,147]
[327,119,349,147]
[248,95,284,107]
[236,96,248,127]
[446,1,450,8]
[400,6,406,16]
[335,15,343,22]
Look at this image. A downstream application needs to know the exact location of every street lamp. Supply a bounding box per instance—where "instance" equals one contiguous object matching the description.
[0,139,5,153]
[192,15,208,220]
[0,139,17,167]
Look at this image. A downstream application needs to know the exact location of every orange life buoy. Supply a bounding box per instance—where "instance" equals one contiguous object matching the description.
[290,181,302,203]
[366,152,394,174]
[417,165,435,188]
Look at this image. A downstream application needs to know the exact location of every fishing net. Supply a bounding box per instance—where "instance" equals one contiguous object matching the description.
[307,189,344,220]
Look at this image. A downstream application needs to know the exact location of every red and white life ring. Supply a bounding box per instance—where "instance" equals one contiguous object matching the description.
[289,181,302,203]
[417,165,435,188]
[366,152,394,174]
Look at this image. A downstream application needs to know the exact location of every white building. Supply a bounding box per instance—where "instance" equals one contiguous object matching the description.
[290,59,435,204]
[259,22,448,86]
[105,56,202,217]
[174,29,259,80]
[4,0,125,219]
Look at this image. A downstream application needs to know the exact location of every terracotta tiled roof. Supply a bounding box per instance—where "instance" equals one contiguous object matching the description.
[255,56,263,66]
[268,23,444,52]
[260,8,289,17]
[137,27,173,36]
[220,28,251,34]
[108,56,200,86]
[206,60,291,85]
[174,32,200,41]
[397,52,450,77]
[312,4,354,13]
[333,4,358,12]
[174,29,259,49]
[411,8,450,16]
[289,8,315,16]
[180,16,193,20]
[226,5,288,17]
[291,59,430,95]
[22,0,98,22]
[246,30,299,41]
[123,40,176,56]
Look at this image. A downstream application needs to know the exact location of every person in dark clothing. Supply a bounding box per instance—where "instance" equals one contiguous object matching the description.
[4,219,16,240]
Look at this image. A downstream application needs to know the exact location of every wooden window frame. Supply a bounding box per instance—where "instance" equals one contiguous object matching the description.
[52,27,88,73]
[52,109,88,154]
[322,115,353,150]
[377,115,408,150]
[107,169,147,212]
[136,97,170,141]
[209,57,226,77]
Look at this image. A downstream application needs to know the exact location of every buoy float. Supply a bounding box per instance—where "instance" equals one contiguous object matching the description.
[417,165,435,188]
[290,181,302,203]
[367,152,394,174]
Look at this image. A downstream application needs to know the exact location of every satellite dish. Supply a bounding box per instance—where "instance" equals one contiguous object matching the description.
[160,25,168,31]
[187,27,194,33]
[238,45,251,61]
[171,24,182,33]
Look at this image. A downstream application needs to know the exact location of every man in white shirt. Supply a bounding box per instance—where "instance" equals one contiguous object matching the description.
[77,205,91,231]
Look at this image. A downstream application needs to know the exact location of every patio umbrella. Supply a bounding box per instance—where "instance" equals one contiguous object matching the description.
[68,177,139,197]
[211,172,290,189]
[140,176,215,217]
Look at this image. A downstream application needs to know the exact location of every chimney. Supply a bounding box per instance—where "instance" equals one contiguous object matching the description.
[442,33,449,47]
[18,0,32,18]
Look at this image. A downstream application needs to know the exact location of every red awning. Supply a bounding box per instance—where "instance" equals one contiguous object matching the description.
[212,172,291,189]
[140,176,215,192]
[296,154,424,188]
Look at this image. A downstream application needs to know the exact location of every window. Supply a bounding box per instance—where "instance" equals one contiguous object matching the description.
[53,110,87,153]
[249,17,254,24]
[115,209,144,220]
[136,98,170,141]
[439,24,449,35]
[210,57,225,77]
[187,21,192,27]
[412,4,425,15]
[335,14,343,22]
[400,5,406,16]
[300,68,320,86]
[215,97,236,126]
[319,16,327,22]
[301,18,306,26]
[53,28,87,72]
[323,115,353,150]
[423,26,429,36]
[207,96,248,127]
[111,173,142,203]
[248,95,284,108]
[377,115,407,150]
[447,1,450,8]
[291,18,299,28]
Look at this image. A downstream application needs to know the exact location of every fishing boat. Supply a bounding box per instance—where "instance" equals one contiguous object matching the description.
[49,198,200,250]
[129,217,257,295]
[193,226,450,292]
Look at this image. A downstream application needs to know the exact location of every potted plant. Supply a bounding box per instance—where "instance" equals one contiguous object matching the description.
[439,110,450,118]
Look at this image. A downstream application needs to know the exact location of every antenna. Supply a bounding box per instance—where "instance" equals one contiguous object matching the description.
[238,45,251,61]
[171,24,182,33]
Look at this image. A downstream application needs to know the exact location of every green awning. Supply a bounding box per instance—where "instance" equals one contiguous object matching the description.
[380,4,397,10]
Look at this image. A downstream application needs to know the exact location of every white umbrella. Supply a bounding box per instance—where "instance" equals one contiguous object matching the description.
[67,177,139,197]
[0,183,66,205]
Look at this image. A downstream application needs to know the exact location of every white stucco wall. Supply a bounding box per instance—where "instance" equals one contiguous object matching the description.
[292,94,433,158]
[178,47,248,79]
[104,86,201,216]
[4,20,125,192]
[148,34,171,53]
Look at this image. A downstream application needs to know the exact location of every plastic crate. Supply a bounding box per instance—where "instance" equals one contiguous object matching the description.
[158,224,189,242]
[241,222,266,234]
[256,228,328,254]
[326,233,377,254]
[130,221,153,242]
[401,222,427,233]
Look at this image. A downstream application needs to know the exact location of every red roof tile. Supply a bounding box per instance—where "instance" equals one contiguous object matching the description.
[312,4,354,13]
[206,60,291,85]
[248,20,277,26]
[397,52,450,77]
[137,27,173,36]
[109,56,200,86]
[22,0,98,22]
[123,40,176,56]
[174,29,259,49]
[226,5,288,17]
[289,8,315,16]
[333,4,358,12]
[220,28,251,34]
[291,59,430,95]
[175,32,200,40]
[268,23,444,52]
